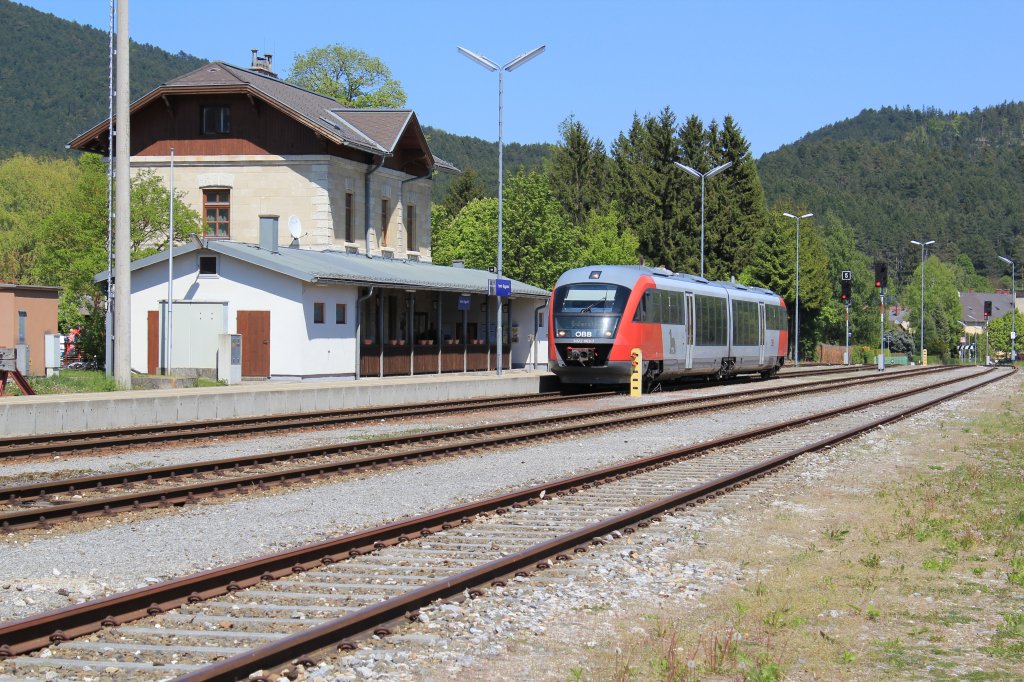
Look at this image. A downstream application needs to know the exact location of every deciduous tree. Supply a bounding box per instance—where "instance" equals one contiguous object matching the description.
[288,44,406,108]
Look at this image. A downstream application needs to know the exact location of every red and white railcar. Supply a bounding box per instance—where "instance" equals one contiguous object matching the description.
[549,265,788,385]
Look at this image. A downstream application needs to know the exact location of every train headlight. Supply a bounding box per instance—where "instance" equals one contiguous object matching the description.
[604,331,613,337]
[557,330,566,337]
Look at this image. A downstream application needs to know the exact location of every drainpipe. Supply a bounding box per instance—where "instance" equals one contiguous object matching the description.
[364,155,384,257]
[354,286,375,380]
[533,301,548,370]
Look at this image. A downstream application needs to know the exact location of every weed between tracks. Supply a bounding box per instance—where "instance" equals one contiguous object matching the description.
[558,382,1024,680]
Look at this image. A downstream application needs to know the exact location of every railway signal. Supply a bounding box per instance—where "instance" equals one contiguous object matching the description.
[874,262,887,289]
[840,279,852,305]
[983,300,992,318]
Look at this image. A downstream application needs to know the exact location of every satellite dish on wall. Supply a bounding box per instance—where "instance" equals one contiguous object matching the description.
[288,215,302,239]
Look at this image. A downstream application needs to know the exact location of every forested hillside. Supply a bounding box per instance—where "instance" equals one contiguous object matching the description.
[423,126,551,201]
[757,103,1024,282]
[0,0,206,157]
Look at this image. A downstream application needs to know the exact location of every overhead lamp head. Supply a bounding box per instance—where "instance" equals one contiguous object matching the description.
[910,240,922,246]
[674,161,701,179]
[925,239,936,246]
[998,255,1013,265]
[782,212,796,219]
[457,46,498,72]
[706,160,733,178]
[505,45,545,71]
[800,212,814,219]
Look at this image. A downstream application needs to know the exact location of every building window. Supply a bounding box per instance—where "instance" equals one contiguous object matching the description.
[18,311,26,344]
[313,302,325,324]
[406,204,416,251]
[380,198,390,247]
[345,192,354,242]
[201,106,230,134]
[335,303,347,324]
[203,189,230,238]
[198,255,218,276]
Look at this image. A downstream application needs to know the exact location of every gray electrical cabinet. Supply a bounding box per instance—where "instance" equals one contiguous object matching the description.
[217,333,242,385]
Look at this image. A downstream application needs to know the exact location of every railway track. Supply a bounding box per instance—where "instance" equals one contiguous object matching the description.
[0,366,951,532]
[0,366,1009,681]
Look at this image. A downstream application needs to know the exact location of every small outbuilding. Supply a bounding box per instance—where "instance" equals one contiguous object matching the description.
[0,283,61,376]
[101,238,549,380]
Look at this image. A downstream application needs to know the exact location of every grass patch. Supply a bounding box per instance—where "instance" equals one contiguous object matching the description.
[13,369,117,394]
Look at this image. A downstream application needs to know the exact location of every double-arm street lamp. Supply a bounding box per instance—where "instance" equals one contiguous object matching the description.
[910,239,935,361]
[673,161,732,279]
[998,255,1017,361]
[458,44,545,376]
[782,211,813,367]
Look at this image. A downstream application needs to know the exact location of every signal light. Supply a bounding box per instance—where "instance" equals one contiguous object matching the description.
[874,262,887,289]
[840,279,852,305]
[983,300,992,318]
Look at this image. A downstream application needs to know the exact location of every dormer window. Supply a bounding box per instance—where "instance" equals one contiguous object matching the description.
[201,106,230,134]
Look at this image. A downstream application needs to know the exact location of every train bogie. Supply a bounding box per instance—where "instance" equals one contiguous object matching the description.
[549,265,788,386]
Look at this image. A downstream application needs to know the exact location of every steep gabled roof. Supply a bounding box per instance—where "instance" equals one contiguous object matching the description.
[68,62,459,172]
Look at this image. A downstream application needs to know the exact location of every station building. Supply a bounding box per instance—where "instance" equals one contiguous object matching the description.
[72,52,550,379]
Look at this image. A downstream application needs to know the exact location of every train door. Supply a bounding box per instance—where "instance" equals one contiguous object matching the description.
[684,292,695,369]
[758,301,766,365]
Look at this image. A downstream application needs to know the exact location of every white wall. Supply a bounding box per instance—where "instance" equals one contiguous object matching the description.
[130,251,360,378]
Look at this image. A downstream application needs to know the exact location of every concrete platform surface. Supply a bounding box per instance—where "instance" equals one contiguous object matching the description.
[0,370,559,437]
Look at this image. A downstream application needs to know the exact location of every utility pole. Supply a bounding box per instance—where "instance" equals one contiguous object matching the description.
[114,0,131,388]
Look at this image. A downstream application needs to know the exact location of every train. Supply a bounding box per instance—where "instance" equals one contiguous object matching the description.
[548,265,789,385]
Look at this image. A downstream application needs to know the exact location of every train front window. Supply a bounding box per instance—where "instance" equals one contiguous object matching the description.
[553,283,630,340]
[554,284,629,315]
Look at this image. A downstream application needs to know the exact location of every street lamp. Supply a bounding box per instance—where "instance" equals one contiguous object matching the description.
[674,161,732,278]
[910,239,935,362]
[458,44,545,377]
[782,211,813,367]
[998,255,1017,362]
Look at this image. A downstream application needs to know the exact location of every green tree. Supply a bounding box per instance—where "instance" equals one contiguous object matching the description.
[547,115,609,226]
[0,154,79,283]
[705,116,771,281]
[287,44,406,108]
[433,170,604,290]
[129,169,201,258]
[33,154,110,333]
[902,254,965,359]
[440,167,486,217]
[983,311,1016,357]
[610,108,687,271]
[745,209,830,361]
[581,210,640,266]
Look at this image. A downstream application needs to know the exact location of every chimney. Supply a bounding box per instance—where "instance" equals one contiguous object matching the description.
[259,216,279,254]
[249,49,277,77]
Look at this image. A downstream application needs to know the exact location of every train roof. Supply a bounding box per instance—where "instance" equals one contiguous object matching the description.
[555,264,781,299]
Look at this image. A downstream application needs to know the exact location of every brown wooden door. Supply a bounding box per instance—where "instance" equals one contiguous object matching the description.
[237,310,270,377]
[147,311,159,375]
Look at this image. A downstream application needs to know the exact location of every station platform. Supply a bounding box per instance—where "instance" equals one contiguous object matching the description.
[0,370,560,438]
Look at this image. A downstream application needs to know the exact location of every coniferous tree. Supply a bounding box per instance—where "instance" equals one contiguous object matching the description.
[440,167,486,217]
[705,116,771,281]
[611,108,687,271]
[547,115,609,226]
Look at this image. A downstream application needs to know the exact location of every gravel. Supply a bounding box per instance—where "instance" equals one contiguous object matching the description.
[0,367,979,626]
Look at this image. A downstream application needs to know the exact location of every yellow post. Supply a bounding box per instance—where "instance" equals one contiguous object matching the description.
[922,348,928,367]
[630,348,643,397]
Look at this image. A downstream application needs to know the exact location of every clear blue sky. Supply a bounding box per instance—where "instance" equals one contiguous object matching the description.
[18,0,1024,157]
